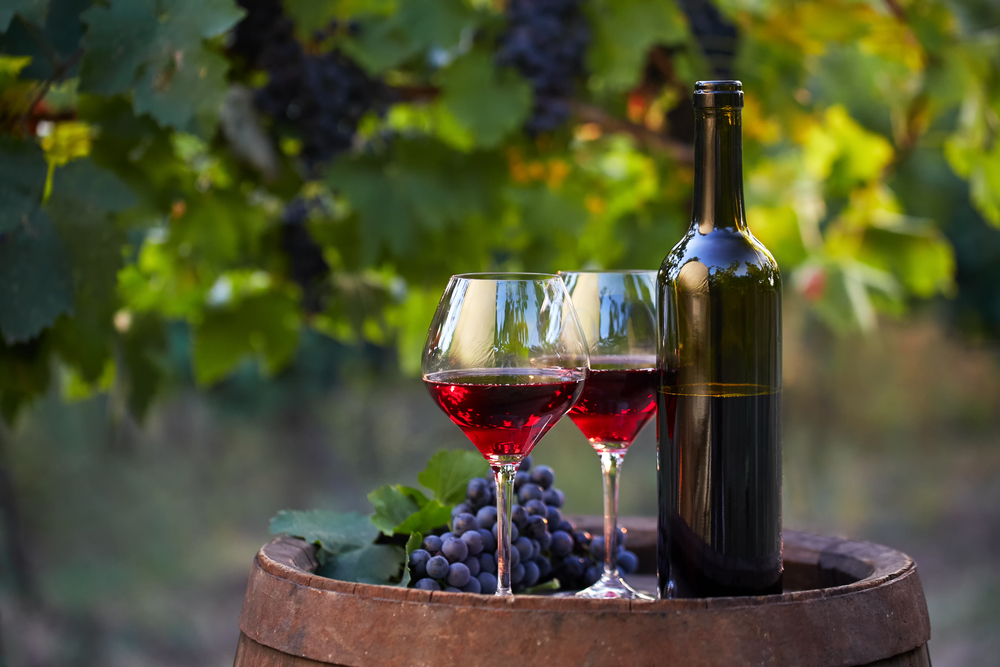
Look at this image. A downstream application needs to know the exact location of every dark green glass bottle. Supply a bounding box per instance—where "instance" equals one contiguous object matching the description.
[656,81,782,598]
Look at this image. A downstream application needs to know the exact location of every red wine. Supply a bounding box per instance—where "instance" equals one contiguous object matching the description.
[658,383,782,597]
[424,368,585,462]
[568,359,656,449]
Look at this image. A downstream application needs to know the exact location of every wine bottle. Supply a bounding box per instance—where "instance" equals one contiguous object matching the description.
[656,81,782,598]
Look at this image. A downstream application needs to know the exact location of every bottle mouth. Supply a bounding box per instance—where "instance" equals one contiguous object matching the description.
[693,80,743,109]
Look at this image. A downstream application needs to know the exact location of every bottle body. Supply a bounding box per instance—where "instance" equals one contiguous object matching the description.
[656,82,782,598]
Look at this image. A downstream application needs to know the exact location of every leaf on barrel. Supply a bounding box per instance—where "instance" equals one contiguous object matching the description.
[317,543,405,585]
[417,449,490,506]
[269,509,379,555]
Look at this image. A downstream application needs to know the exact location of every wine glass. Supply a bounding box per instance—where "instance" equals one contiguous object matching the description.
[422,273,590,597]
[559,270,658,599]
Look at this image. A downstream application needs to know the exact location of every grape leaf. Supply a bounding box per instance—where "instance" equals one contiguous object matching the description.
[0,0,48,32]
[0,336,52,422]
[191,291,301,386]
[398,532,423,588]
[0,209,74,344]
[45,159,137,381]
[284,0,395,35]
[369,484,451,535]
[342,0,473,74]
[269,509,379,555]
[0,139,47,234]
[119,313,167,420]
[586,0,689,92]
[417,449,490,505]
[318,543,405,585]
[368,484,421,535]
[79,0,243,134]
[133,47,231,136]
[0,0,88,80]
[439,51,533,148]
[394,500,451,536]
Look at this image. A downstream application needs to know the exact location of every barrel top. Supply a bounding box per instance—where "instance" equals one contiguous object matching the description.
[238,518,930,667]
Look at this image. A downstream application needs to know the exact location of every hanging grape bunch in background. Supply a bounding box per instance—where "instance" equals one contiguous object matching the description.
[408,457,638,594]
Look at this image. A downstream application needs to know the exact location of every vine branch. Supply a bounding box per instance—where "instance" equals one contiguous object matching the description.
[571,101,694,163]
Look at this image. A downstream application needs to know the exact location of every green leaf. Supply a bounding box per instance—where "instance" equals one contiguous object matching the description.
[342,0,473,74]
[79,0,243,134]
[0,0,48,32]
[0,209,74,344]
[398,532,423,588]
[318,543,405,585]
[394,500,451,535]
[369,484,451,535]
[119,314,167,420]
[0,139,47,234]
[269,509,379,555]
[417,449,489,505]
[284,0,395,35]
[586,0,689,91]
[133,47,231,136]
[0,336,52,423]
[0,0,87,80]
[191,291,301,386]
[369,484,421,535]
[439,51,533,148]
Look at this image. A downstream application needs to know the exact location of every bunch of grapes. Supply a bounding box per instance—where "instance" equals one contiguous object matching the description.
[230,3,390,172]
[408,456,639,594]
[496,0,590,135]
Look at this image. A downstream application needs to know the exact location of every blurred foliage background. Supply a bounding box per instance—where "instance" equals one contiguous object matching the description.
[0,0,998,664]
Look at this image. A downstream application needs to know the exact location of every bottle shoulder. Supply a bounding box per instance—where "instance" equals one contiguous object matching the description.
[658,227,781,290]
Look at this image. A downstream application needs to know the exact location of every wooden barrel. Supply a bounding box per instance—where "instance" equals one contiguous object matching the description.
[234,517,931,666]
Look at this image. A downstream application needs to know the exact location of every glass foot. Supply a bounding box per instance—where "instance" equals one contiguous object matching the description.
[575,571,655,600]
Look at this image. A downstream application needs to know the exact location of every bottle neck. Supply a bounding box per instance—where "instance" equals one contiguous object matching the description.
[691,107,746,234]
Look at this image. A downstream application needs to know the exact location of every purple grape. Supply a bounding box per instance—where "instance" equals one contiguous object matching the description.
[617,549,639,574]
[415,578,441,591]
[462,576,482,594]
[478,552,496,574]
[518,483,544,504]
[476,505,498,528]
[561,555,586,579]
[574,530,592,548]
[453,513,478,536]
[532,556,552,581]
[426,555,449,579]
[556,520,574,534]
[543,487,565,507]
[447,562,471,588]
[477,572,498,594]
[584,565,602,586]
[442,537,469,563]
[463,555,481,577]
[409,549,431,578]
[462,529,484,556]
[545,505,562,526]
[511,562,525,585]
[523,515,548,540]
[524,499,547,517]
[537,530,552,551]
[511,504,528,528]
[492,520,518,542]
[519,455,533,471]
[466,477,491,507]
[529,465,555,489]
[423,535,443,553]
[444,586,462,592]
[451,503,470,519]
[550,530,573,557]
[522,560,540,587]
[514,536,533,561]
[514,470,530,490]
[477,528,496,553]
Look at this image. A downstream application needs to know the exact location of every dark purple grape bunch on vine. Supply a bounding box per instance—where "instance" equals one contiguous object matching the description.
[497,0,591,135]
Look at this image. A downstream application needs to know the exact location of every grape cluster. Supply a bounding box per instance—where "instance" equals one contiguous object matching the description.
[496,0,590,135]
[280,199,329,313]
[230,2,390,171]
[408,456,639,594]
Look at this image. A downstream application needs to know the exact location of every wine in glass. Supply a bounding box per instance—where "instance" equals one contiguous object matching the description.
[422,273,590,597]
[560,270,658,599]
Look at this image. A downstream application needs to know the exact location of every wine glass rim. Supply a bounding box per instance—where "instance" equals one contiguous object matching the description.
[557,269,658,275]
[452,272,560,281]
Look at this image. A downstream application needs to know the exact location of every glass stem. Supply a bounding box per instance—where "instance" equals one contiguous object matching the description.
[601,450,625,579]
[492,462,518,597]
